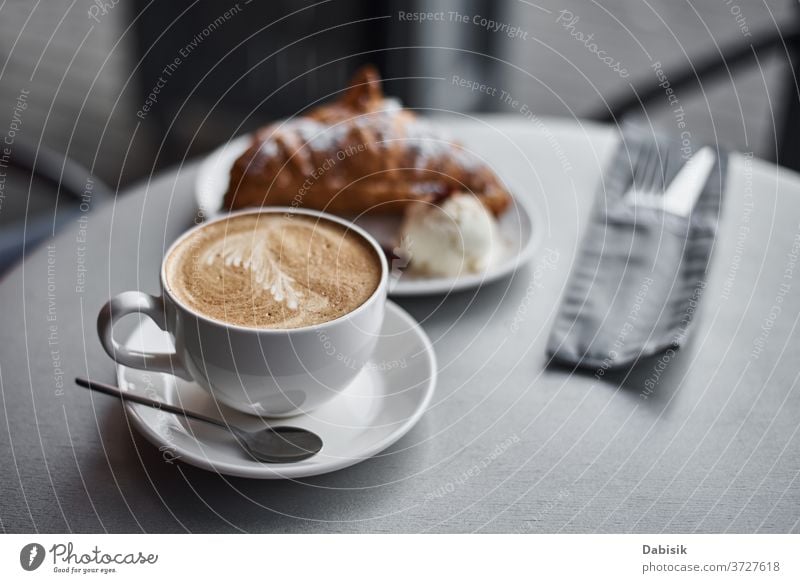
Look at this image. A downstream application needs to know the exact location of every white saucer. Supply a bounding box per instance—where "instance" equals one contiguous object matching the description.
[195,135,542,296]
[117,301,437,479]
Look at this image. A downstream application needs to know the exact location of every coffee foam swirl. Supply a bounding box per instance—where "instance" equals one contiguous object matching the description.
[166,214,381,329]
[203,232,303,310]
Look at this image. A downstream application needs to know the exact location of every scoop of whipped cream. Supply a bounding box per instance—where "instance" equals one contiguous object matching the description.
[399,193,500,277]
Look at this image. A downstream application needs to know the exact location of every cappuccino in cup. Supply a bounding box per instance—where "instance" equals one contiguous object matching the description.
[97,208,388,417]
[165,213,381,329]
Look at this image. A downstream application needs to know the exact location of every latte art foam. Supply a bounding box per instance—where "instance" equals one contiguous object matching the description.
[165,213,381,329]
[203,231,303,310]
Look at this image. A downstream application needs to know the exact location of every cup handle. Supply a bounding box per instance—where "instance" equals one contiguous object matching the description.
[97,291,191,380]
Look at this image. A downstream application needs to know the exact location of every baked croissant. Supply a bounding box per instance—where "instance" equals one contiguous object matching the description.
[224,65,511,216]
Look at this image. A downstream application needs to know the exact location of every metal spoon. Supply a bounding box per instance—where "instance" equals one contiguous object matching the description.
[75,377,323,463]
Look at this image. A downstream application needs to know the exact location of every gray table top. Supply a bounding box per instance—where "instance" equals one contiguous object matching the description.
[2,117,799,533]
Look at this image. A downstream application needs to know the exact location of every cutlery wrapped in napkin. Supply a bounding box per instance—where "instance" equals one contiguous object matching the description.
[547,128,728,371]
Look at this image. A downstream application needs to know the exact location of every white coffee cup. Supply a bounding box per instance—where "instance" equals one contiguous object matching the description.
[97,208,388,417]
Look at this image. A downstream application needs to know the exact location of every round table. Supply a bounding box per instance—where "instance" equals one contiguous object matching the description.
[1,117,799,533]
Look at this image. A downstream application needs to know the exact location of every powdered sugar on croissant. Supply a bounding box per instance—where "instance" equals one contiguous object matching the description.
[225,65,511,217]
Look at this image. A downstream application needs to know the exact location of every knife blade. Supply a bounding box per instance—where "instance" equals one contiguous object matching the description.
[660,146,716,217]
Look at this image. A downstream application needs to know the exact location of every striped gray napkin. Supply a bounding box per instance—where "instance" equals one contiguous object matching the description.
[547,128,728,371]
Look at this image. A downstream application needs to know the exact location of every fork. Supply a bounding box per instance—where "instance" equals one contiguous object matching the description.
[624,142,670,207]
[625,143,716,217]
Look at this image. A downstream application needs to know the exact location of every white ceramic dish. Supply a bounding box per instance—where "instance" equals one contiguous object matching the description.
[117,301,437,479]
[195,135,542,296]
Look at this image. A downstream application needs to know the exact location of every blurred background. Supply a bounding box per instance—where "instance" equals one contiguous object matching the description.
[0,0,797,271]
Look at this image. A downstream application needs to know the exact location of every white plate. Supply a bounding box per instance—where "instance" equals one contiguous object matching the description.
[117,301,437,479]
[195,135,542,296]
[195,134,251,218]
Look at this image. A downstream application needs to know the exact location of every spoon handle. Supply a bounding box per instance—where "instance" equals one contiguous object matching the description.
[75,377,228,429]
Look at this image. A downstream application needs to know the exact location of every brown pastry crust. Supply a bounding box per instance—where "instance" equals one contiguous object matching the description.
[224,65,511,216]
